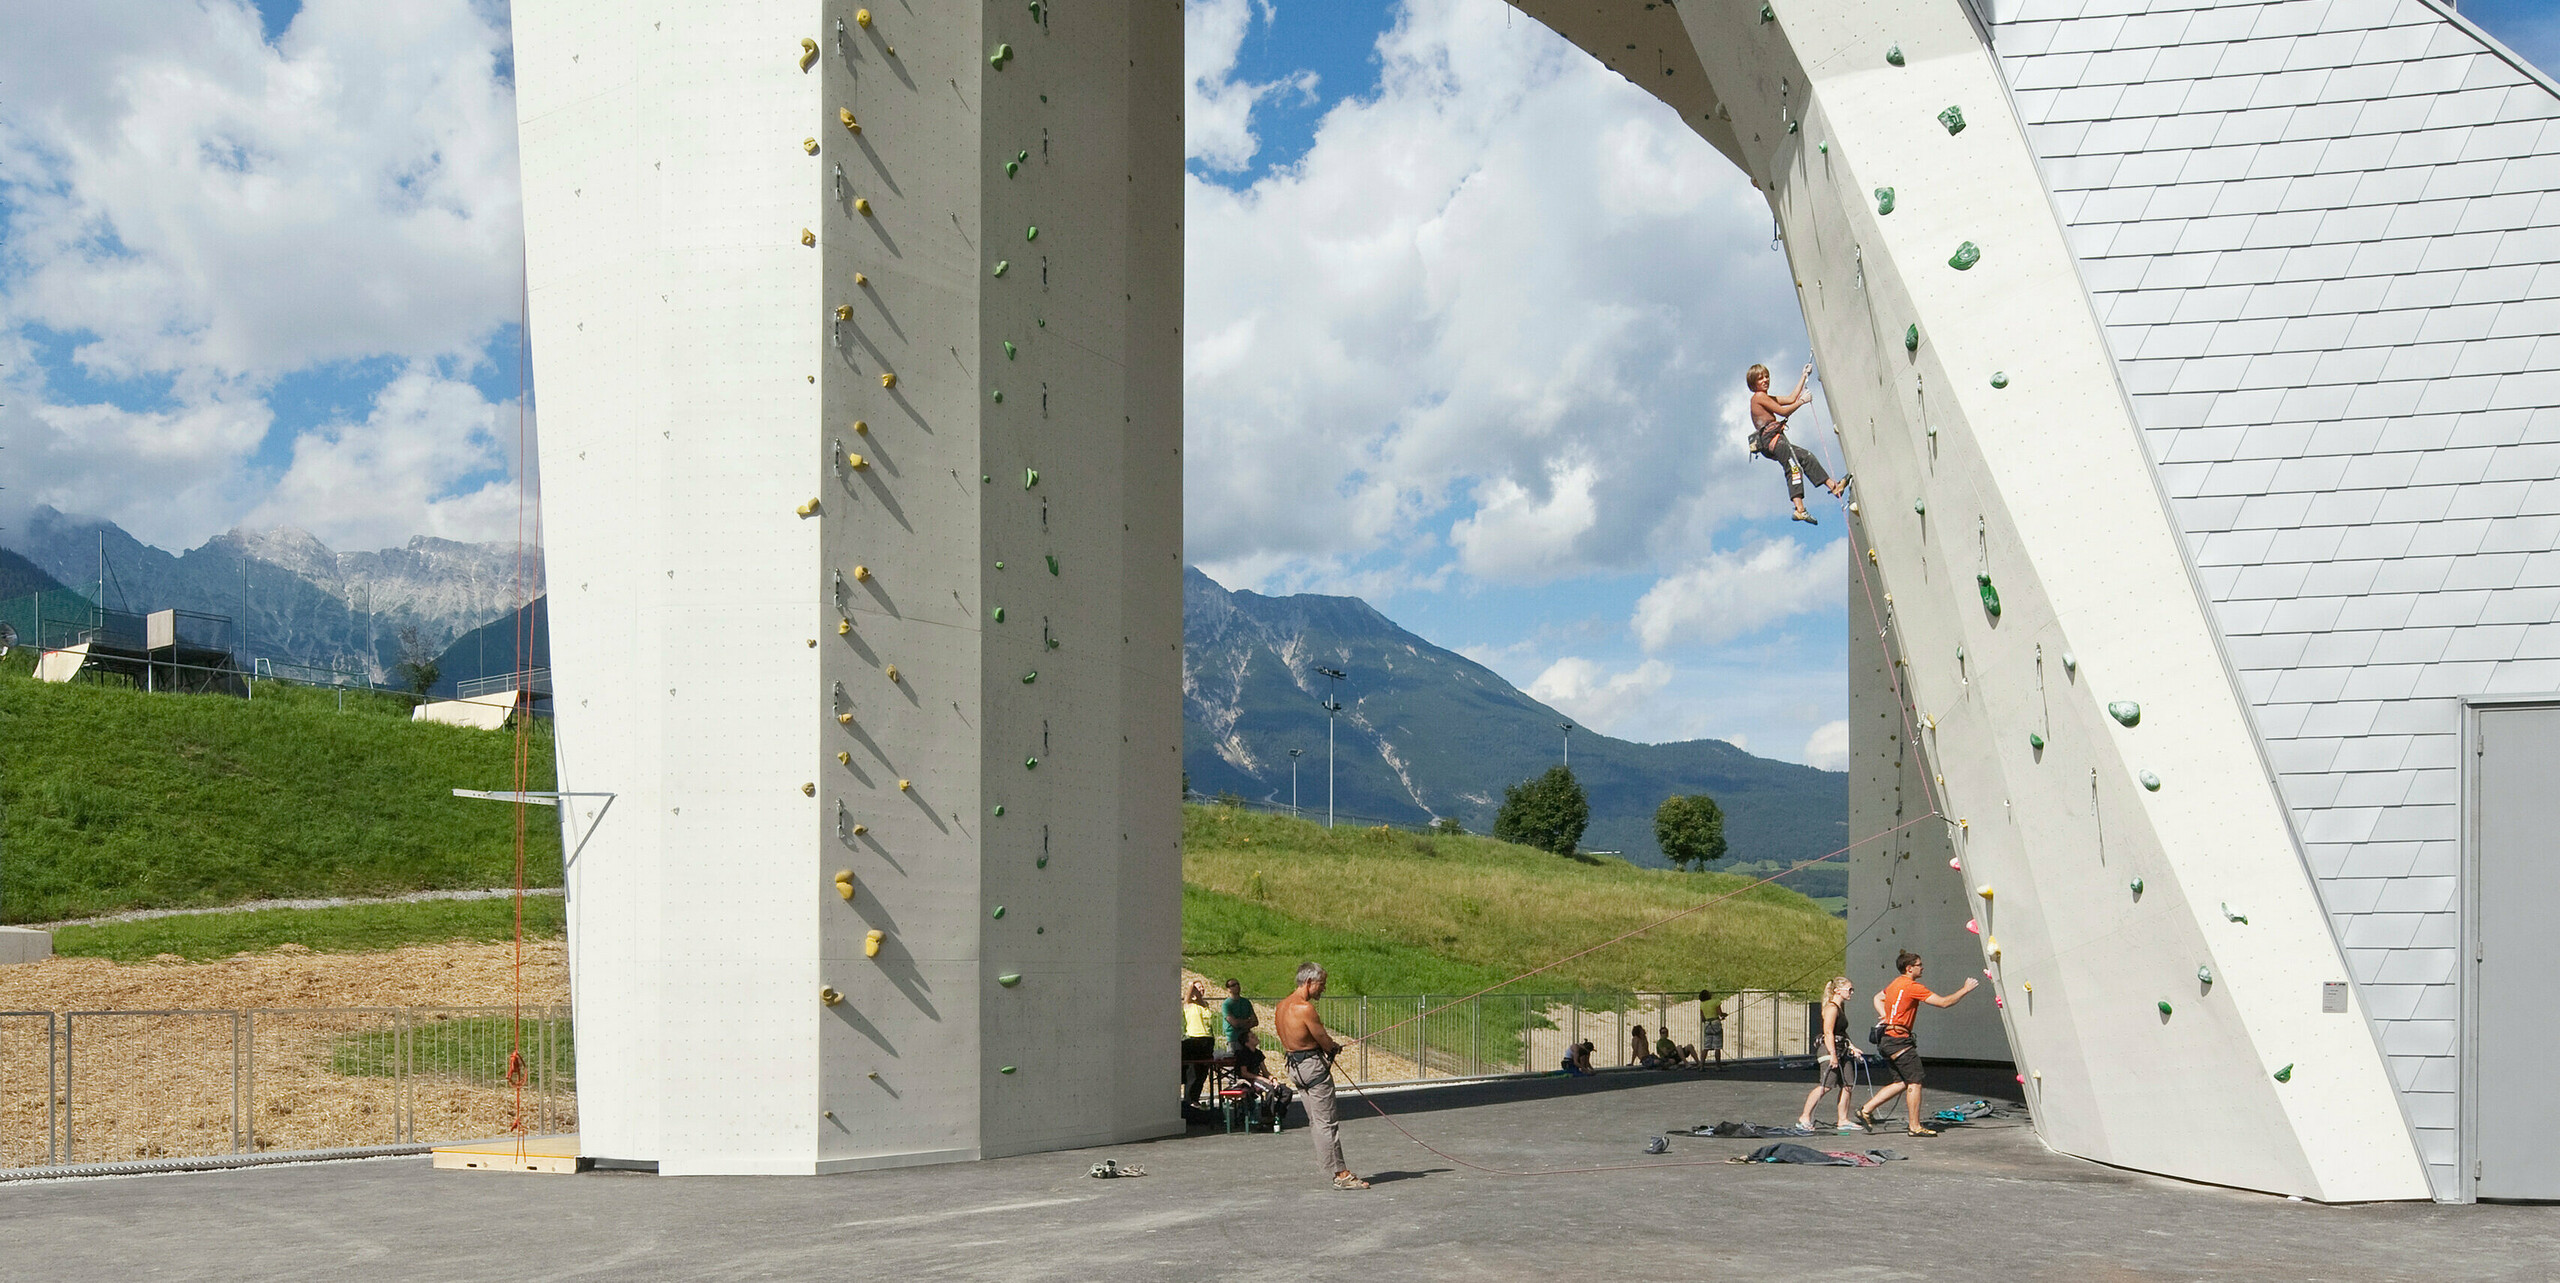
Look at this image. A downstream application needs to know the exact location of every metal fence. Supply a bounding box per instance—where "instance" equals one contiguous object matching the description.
[1295,990,1819,1086]
[0,1006,572,1168]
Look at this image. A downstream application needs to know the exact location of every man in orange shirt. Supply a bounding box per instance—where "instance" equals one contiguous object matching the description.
[1857,950,1978,1137]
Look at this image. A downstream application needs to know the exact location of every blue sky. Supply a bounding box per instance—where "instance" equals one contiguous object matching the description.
[4,0,2557,767]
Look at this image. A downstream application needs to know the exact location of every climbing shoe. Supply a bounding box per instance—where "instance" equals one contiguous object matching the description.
[1793,511,1819,524]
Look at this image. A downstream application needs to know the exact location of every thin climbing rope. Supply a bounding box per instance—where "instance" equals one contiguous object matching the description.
[506,267,537,1153]
[1328,454,1954,1176]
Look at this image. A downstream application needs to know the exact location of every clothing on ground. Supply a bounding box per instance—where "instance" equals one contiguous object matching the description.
[1686,1121,1817,1138]
[1287,1051,1347,1175]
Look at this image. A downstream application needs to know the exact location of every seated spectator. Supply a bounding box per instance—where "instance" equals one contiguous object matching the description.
[1231,1031,1293,1128]
[1655,1031,1696,1068]
[1559,1040,1597,1076]
[1631,1025,1660,1068]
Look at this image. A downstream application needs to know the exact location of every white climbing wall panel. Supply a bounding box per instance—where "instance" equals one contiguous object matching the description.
[517,0,1182,1174]
[1982,0,2560,1203]
[1519,0,2439,1201]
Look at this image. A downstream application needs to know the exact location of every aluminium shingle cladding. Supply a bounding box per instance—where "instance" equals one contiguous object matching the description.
[1983,0,2560,1197]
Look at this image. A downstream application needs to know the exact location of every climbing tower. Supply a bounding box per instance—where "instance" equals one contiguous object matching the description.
[515,2,1182,1173]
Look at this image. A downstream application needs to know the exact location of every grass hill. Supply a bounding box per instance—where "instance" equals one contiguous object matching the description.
[1182,568,1847,881]
[0,649,560,923]
[1180,804,1844,998]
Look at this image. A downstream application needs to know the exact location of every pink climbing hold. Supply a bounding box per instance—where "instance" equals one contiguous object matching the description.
[1994,996,2006,1008]
[1984,969,1994,979]
[1964,918,1980,935]
[2016,1074,2026,1084]
[1949,857,1962,871]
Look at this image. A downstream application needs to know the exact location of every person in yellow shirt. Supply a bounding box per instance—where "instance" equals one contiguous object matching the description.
[1181,979,1218,1111]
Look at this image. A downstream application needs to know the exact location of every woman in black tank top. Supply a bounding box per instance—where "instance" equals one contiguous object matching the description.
[1798,977,1865,1132]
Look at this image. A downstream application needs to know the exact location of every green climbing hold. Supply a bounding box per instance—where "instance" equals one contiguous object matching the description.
[1977,572,2002,618]
[1006,160,1020,177]
[994,560,1005,569]
[1000,1065,1017,1074]
[2157,1000,2173,1016]
[1046,554,1059,576]
[1026,757,1039,769]
[1886,45,1905,66]
[1990,372,2009,389]
[2139,770,2161,791]
[992,906,1007,920]
[1026,226,1039,241]
[1817,142,1828,154]
[2130,877,2144,896]
[1874,187,1895,215]
[1938,105,1966,134]
[2222,903,2249,925]
[1022,671,1037,683]
[1949,241,1981,271]
[1759,3,1773,21]
[1904,324,1919,352]
[1004,341,1016,359]
[993,803,1005,815]
[1028,0,1042,18]
[1786,120,1799,134]
[998,971,1021,986]
[1019,150,1030,162]
[2061,651,2077,674]
[990,43,1013,67]
[1913,498,1926,515]
[993,607,1005,622]
[1036,855,1048,868]
[991,389,1004,403]
[2196,966,2213,985]
[2273,1064,2293,1083]
[2108,701,2141,728]
[2029,733,2045,751]
[983,475,993,484]
[1024,468,1039,489]
[993,259,1009,277]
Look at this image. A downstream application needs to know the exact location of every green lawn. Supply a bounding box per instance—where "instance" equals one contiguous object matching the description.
[51,895,567,963]
[0,656,561,922]
[1181,804,1845,998]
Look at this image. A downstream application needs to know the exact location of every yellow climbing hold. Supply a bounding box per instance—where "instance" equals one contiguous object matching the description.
[835,305,853,321]
[841,108,860,133]
[800,38,820,70]
[820,985,844,1005]
[864,930,883,958]
[837,751,851,764]
[803,137,821,155]
[880,372,896,388]
[837,619,851,636]
[846,452,869,469]
[896,779,912,792]
[797,498,821,517]
[855,198,872,216]
[851,419,868,434]
[1977,886,1994,900]
[834,870,856,901]
[855,8,871,27]
[801,228,816,247]
[852,565,872,582]
[884,664,899,682]
[801,782,816,797]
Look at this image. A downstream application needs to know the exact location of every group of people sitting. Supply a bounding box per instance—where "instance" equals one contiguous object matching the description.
[1557,990,1732,1075]
[1181,978,1294,1128]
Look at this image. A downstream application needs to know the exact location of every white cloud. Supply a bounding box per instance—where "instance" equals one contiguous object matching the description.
[1631,539,1843,652]
[1186,0,1318,172]
[241,367,527,551]
[1802,719,1849,771]
[1526,656,1675,738]
[1183,0,1797,592]
[0,0,523,549]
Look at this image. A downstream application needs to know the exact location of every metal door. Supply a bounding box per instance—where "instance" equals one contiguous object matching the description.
[2474,703,2560,1200]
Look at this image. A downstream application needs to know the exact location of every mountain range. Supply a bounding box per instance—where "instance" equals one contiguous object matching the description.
[0,506,542,681]
[1182,568,1846,878]
[2,510,1846,885]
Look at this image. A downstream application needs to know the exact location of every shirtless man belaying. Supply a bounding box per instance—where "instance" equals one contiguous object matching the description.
[1749,361,1845,523]
[1276,961,1368,1190]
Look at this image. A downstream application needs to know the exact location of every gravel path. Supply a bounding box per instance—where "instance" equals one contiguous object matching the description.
[33,887,565,930]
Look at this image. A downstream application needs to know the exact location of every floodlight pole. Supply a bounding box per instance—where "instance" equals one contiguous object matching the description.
[1317,667,1347,829]
[1289,748,1304,819]
[1561,722,1574,768]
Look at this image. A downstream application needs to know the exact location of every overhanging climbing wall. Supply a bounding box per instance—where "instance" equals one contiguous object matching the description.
[1518,0,2446,1201]
[516,0,1182,1173]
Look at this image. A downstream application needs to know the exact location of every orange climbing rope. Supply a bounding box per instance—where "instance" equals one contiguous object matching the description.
[506,268,539,1155]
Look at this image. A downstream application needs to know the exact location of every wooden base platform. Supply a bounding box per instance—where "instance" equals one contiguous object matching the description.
[430,1133,584,1174]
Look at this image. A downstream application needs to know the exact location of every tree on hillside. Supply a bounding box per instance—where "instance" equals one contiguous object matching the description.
[1654,794,1728,870]
[1494,766,1589,856]
[393,626,442,700]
